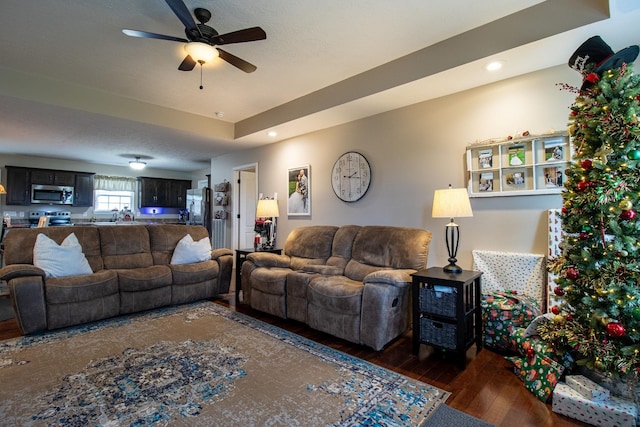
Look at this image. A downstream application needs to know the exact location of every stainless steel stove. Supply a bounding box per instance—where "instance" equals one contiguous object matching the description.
[29,210,73,227]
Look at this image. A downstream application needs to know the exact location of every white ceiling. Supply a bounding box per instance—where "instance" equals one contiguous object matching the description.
[0,0,638,171]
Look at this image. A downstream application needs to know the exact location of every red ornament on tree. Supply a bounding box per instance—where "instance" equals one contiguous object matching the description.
[620,209,637,220]
[606,322,626,338]
[554,287,566,296]
[566,313,574,322]
[585,72,600,84]
[551,306,560,315]
[566,267,579,280]
[526,347,535,358]
[579,231,589,240]
[577,181,590,191]
[562,207,569,214]
[581,159,593,170]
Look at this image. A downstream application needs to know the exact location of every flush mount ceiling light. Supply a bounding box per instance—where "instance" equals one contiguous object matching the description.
[129,157,147,170]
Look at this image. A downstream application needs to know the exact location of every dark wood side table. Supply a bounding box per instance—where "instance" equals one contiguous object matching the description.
[411,267,483,369]
[235,247,282,306]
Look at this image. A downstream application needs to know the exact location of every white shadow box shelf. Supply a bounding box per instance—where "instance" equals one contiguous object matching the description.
[466,132,570,197]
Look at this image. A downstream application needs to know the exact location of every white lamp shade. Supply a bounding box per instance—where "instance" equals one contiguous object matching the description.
[256,199,280,218]
[184,42,219,63]
[432,187,473,218]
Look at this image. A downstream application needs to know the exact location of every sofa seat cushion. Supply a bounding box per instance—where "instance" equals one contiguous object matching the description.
[302,264,344,275]
[251,267,292,295]
[169,260,219,285]
[116,265,173,292]
[45,270,119,304]
[308,276,364,315]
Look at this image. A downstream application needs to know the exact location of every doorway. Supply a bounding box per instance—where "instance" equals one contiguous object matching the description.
[232,163,258,252]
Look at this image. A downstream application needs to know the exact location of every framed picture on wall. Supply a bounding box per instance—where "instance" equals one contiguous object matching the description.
[287,164,310,216]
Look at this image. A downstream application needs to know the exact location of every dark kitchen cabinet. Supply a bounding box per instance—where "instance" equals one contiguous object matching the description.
[73,173,95,207]
[5,166,31,205]
[139,177,164,207]
[139,177,191,208]
[30,169,75,186]
[168,180,190,208]
[5,166,95,206]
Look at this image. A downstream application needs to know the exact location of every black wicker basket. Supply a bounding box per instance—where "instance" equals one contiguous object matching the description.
[420,318,457,350]
[419,286,457,317]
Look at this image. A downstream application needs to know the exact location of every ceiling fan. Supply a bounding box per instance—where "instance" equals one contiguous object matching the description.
[122,0,266,75]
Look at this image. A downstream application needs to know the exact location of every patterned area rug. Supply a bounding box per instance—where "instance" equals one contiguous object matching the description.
[0,301,449,426]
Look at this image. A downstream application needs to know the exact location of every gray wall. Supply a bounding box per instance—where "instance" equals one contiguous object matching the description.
[210,64,581,270]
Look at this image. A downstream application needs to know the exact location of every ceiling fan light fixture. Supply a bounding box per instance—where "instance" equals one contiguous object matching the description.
[129,157,147,170]
[184,42,219,63]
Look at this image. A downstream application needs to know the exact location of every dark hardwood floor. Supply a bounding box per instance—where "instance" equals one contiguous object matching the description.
[0,283,588,427]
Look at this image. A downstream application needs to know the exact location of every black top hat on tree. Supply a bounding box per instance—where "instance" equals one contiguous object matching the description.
[568,35,639,91]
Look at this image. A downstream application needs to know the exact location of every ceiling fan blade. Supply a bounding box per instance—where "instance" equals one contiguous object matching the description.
[178,55,197,71]
[217,48,257,73]
[165,0,202,38]
[212,27,267,45]
[122,29,188,43]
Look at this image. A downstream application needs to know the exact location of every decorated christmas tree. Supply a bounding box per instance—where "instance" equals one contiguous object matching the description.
[539,36,640,377]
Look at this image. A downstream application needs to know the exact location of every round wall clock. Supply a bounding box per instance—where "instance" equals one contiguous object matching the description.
[331,151,371,202]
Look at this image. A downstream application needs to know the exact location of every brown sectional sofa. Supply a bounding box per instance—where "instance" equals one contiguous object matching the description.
[0,224,233,334]
[241,225,432,350]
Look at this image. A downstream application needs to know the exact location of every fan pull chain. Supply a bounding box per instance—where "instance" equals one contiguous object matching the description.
[199,63,204,90]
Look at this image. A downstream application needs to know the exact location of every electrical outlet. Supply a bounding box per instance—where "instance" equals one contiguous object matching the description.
[18,211,24,217]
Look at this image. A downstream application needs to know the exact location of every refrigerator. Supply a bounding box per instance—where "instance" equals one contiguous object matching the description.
[186,188,212,237]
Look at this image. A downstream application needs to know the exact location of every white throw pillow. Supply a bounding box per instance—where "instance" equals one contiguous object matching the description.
[33,233,94,278]
[170,234,212,265]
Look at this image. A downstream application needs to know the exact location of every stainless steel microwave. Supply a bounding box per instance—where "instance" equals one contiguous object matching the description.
[31,184,74,205]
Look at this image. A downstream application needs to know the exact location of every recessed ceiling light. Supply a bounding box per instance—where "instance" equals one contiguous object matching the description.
[267,131,277,137]
[486,61,503,71]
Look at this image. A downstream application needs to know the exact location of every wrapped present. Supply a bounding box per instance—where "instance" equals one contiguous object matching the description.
[566,375,610,402]
[481,291,541,352]
[472,250,546,309]
[506,353,564,402]
[510,326,574,369]
[552,382,637,427]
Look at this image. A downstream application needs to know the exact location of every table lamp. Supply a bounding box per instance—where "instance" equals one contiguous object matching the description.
[432,185,473,273]
[256,198,280,249]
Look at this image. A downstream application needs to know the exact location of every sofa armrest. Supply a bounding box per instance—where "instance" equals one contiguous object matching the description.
[363,269,415,287]
[0,264,46,281]
[209,250,233,294]
[246,252,291,268]
[211,248,233,260]
[7,275,48,334]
